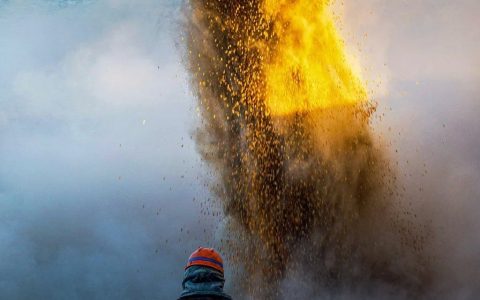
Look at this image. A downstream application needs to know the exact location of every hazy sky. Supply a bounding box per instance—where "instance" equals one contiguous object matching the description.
[0,1,217,299]
[0,1,479,299]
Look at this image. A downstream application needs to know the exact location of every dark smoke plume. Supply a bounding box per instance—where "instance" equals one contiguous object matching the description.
[182,1,430,298]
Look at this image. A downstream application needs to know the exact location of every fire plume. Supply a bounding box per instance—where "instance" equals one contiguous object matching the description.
[263,0,367,116]
[184,0,428,298]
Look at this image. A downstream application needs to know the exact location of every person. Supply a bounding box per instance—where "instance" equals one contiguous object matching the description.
[178,247,232,300]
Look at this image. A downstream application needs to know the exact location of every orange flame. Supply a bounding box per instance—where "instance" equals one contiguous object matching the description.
[262,0,366,116]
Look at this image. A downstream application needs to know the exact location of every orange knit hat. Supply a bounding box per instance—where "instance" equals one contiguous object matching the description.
[185,247,224,273]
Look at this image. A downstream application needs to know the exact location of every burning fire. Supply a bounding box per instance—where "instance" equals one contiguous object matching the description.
[184,0,428,298]
[262,0,367,116]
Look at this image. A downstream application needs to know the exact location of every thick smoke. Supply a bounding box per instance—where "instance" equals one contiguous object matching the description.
[183,1,429,298]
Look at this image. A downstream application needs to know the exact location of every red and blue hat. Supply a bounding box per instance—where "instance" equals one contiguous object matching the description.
[185,247,224,273]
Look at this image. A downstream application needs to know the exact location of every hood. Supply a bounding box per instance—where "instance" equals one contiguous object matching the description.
[179,266,232,300]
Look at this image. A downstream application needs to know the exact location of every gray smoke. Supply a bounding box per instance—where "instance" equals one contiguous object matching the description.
[182,0,480,299]
[276,1,480,299]
[182,1,432,299]
[0,0,478,299]
[0,1,217,299]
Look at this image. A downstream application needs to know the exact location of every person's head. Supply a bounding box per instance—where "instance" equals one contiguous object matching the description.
[186,247,224,273]
[178,247,232,300]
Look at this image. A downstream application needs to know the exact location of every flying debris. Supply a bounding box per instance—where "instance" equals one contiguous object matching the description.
[183,0,430,298]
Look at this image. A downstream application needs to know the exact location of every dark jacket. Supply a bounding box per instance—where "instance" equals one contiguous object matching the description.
[178,266,232,300]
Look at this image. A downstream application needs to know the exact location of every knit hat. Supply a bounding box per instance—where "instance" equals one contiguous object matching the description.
[185,247,224,273]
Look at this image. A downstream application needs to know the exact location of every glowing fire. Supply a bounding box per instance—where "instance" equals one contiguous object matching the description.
[262,0,367,116]
[184,0,426,297]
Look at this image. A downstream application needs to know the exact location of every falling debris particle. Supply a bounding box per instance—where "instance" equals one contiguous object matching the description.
[184,0,428,298]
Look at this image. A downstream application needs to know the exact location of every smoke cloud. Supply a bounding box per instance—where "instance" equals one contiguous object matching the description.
[182,1,434,299]
[0,0,478,299]
[0,1,214,299]
[341,1,480,298]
